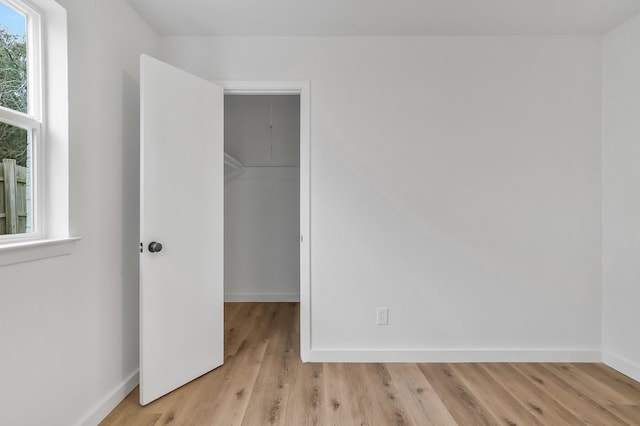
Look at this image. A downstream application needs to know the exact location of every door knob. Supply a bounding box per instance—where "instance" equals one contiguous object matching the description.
[148,242,163,253]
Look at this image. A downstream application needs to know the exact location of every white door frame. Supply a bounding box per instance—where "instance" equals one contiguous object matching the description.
[219,80,311,362]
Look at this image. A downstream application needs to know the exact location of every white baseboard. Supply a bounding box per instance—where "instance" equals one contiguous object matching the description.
[76,370,139,426]
[225,293,300,302]
[306,349,602,363]
[603,351,640,382]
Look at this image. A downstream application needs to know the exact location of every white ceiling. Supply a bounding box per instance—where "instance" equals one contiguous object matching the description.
[125,0,640,37]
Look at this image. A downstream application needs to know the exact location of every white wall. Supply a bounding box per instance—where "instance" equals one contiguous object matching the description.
[602,14,640,381]
[0,0,158,424]
[162,36,603,360]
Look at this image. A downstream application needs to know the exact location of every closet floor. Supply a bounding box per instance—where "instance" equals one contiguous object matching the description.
[102,302,640,425]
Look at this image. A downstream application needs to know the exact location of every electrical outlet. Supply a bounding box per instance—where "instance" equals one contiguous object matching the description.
[376,307,389,325]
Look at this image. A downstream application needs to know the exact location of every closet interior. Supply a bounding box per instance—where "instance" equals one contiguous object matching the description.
[223,94,301,302]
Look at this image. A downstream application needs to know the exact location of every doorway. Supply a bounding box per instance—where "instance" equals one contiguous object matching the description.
[140,58,311,404]
[221,81,311,361]
[224,94,300,302]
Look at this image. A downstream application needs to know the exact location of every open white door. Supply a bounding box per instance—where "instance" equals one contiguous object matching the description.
[139,55,224,405]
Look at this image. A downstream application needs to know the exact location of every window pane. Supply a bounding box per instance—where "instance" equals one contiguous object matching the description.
[0,122,32,235]
[0,2,27,114]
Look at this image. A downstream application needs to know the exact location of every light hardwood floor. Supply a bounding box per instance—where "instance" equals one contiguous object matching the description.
[102,302,640,425]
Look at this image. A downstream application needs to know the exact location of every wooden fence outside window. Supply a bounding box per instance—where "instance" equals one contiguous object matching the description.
[0,159,28,235]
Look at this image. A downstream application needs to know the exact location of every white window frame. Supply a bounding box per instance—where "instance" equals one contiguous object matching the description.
[0,0,42,241]
[0,0,77,266]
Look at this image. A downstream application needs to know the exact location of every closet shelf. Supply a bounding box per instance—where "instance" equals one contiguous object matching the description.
[224,152,244,180]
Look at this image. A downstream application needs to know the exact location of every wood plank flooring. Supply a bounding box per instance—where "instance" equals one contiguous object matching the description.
[101,302,640,425]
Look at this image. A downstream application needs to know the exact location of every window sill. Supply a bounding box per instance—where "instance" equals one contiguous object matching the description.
[0,237,81,267]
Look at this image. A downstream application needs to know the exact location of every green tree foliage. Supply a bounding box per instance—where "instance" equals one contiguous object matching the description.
[0,26,28,166]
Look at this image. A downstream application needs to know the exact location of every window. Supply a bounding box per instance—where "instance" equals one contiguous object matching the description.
[0,0,41,239]
[0,0,74,265]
